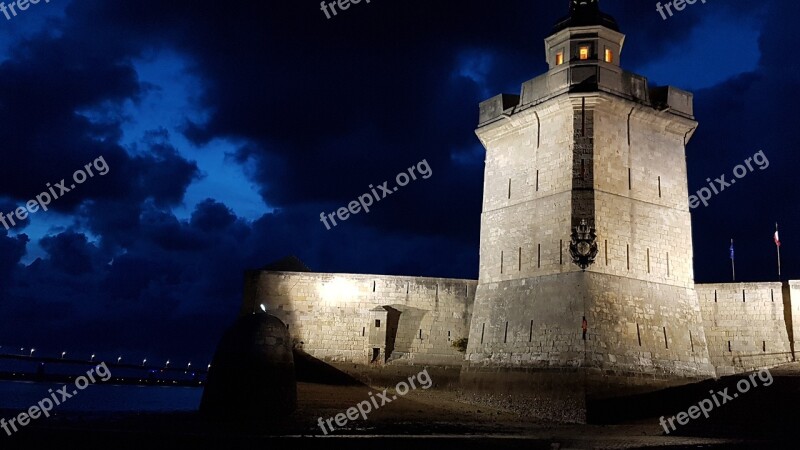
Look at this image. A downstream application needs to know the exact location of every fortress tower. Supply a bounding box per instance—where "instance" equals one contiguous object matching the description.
[463,0,716,412]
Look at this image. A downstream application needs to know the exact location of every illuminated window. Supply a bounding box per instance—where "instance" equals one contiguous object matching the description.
[555,52,564,65]
[605,49,613,63]
[579,46,590,60]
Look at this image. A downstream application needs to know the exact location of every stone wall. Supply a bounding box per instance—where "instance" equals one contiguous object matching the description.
[592,97,696,289]
[697,283,793,375]
[476,95,575,285]
[784,281,800,358]
[465,271,715,379]
[241,271,476,366]
[468,86,714,382]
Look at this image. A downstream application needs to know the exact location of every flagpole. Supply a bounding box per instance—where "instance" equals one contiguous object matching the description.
[731,238,736,282]
[776,223,781,280]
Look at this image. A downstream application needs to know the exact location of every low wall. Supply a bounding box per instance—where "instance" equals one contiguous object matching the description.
[242,271,476,366]
[784,281,800,359]
[696,283,793,375]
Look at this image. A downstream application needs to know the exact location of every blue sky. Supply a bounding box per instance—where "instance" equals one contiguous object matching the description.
[634,11,762,90]
[0,0,795,365]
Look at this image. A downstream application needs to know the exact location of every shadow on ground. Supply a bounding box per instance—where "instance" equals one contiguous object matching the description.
[589,367,799,441]
[293,348,365,386]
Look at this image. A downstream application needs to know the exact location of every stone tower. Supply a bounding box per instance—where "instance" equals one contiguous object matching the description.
[462,0,716,414]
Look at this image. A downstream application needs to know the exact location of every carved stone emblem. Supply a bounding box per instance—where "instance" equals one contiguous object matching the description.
[570,219,598,271]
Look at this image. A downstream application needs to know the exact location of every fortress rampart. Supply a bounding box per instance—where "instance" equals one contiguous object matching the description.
[696,282,794,376]
[242,271,476,367]
[241,270,800,380]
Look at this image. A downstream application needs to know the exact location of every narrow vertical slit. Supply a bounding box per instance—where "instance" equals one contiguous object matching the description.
[628,168,632,190]
[667,252,670,277]
[480,323,485,344]
[560,240,563,265]
[663,327,668,349]
[627,107,634,147]
[763,341,766,352]
[407,282,410,294]
[518,247,522,272]
[529,320,534,342]
[537,244,541,268]
[636,323,642,347]
[743,290,746,303]
[658,176,662,198]
[690,330,694,353]
[373,281,376,292]
[647,248,651,274]
[508,179,512,199]
[500,251,504,274]
[771,289,774,302]
[504,322,508,343]
[728,341,732,352]
[714,290,717,303]
[626,244,630,271]
[605,240,608,265]
[536,170,540,192]
[362,327,365,337]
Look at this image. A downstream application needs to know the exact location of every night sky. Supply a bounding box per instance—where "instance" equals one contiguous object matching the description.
[0,0,797,366]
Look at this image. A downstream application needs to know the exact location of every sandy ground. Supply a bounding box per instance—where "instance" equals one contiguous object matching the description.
[3,364,800,449]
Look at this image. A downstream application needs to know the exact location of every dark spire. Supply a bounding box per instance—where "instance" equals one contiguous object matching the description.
[552,0,619,34]
[570,0,600,14]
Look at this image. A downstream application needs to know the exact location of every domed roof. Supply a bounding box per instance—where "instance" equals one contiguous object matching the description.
[552,0,620,34]
[262,255,311,272]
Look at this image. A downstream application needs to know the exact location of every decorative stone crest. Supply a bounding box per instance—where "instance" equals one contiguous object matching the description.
[570,219,598,271]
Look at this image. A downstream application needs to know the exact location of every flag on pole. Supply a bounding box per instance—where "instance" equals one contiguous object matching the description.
[730,240,735,260]
[774,227,781,247]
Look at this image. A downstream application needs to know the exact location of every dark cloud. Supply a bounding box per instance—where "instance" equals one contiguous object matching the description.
[0,0,794,364]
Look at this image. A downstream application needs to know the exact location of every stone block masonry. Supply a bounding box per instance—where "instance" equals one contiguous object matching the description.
[242,270,475,366]
[697,283,794,376]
